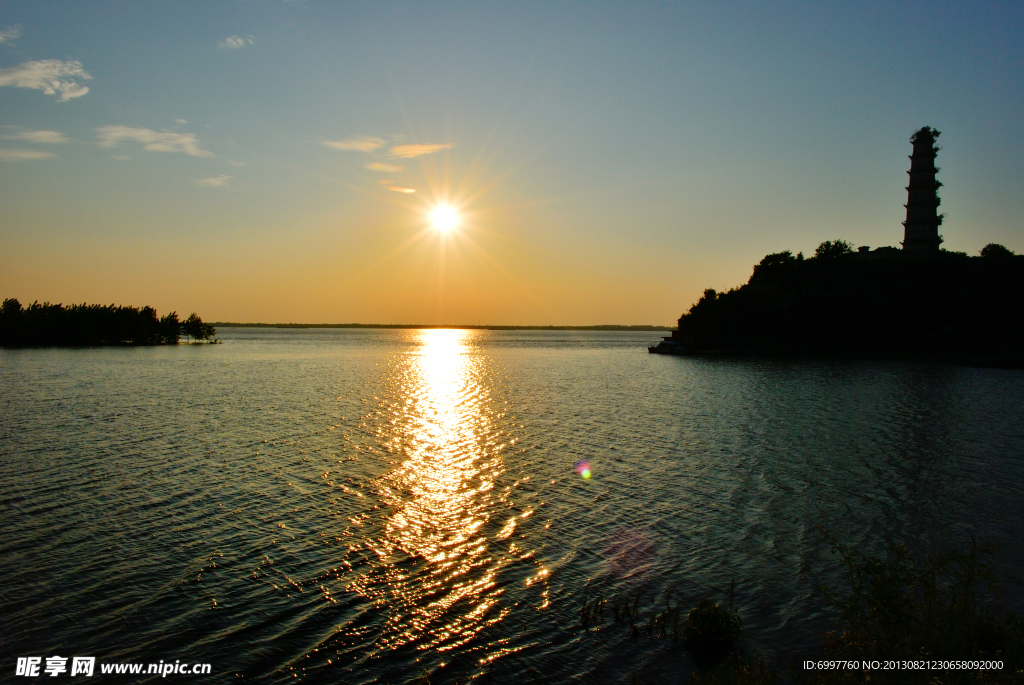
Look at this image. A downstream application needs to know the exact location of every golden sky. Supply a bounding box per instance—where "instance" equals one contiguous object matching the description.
[1,3,1021,324]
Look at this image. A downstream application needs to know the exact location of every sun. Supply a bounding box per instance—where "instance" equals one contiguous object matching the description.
[429,205,459,233]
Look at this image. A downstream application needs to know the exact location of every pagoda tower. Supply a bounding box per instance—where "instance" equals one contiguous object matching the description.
[901,126,943,251]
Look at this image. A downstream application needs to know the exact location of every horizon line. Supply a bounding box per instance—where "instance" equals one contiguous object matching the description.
[212,323,674,331]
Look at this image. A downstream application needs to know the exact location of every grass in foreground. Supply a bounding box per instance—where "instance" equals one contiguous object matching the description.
[798,529,1024,684]
[689,532,1023,685]
[400,534,1024,684]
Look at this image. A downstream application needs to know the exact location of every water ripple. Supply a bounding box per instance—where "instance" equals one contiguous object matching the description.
[1,331,1022,683]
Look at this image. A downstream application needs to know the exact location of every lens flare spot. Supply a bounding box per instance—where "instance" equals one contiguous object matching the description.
[574,460,591,479]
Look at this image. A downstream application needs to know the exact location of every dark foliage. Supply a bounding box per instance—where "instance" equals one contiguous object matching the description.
[814,240,854,259]
[676,245,1024,367]
[0,298,216,347]
[805,531,1024,684]
[569,533,1022,685]
[688,534,1022,685]
[982,243,1016,260]
[683,598,742,667]
[689,653,778,685]
[182,312,217,342]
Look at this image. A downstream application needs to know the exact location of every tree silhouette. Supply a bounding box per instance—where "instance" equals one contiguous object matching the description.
[981,243,1015,259]
[0,299,215,347]
[182,312,216,342]
[814,240,854,259]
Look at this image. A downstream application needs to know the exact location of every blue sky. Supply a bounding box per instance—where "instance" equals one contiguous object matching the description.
[1,1,1021,324]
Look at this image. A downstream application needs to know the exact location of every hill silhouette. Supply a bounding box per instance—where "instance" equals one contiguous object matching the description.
[668,242,1024,367]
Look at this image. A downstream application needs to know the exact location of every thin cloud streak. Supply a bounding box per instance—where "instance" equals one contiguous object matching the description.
[365,162,403,173]
[389,143,452,158]
[0,60,92,101]
[95,126,215,157]
[323,137,385,152]
[4,130,68,144]
[0,25,22,44]
[0,149,57,161]
[388,186,416,193]
[195,174,233,187]
[219,35,254,49]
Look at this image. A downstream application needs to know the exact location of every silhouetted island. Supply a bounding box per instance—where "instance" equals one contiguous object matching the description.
[0,299,216,347]
[652,127,1024,367]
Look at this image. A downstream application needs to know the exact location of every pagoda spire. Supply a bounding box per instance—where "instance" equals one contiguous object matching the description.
[901,126,943,251]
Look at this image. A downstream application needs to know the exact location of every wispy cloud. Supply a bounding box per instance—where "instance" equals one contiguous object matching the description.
[0,25,22,45]
[195,174,233,188]
[322,137,385,152]
[388,186,416,194]
[226,159,247,167]
[95,126,214,157]
[0,59,92,101]
[4,129,68,144]
[365,162,403,173]
[219,35,254,49]
[0,148,57,161]
[173,118,188,125]
[389,143,451,158]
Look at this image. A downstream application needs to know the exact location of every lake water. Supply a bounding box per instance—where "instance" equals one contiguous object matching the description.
[2,328,1023,683]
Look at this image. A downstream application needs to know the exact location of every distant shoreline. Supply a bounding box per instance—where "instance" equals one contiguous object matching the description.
[213,323,673,331]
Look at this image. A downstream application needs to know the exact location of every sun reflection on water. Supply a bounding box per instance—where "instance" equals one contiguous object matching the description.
[349,329,514,653]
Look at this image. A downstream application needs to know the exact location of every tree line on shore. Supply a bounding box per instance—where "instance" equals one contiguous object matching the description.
[675,242,1024,367]
[0,298,216,347]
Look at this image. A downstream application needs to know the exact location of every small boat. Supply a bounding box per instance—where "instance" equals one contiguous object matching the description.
[648,335,690,355]
[649,340,740,356]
